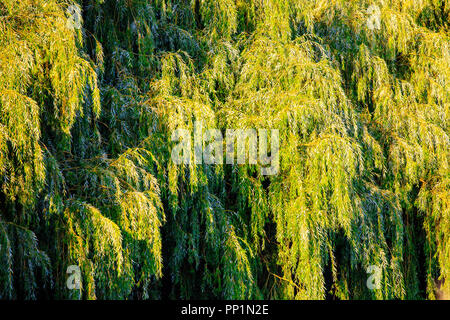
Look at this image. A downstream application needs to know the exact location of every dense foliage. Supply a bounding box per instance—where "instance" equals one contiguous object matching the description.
[0,0,448,299]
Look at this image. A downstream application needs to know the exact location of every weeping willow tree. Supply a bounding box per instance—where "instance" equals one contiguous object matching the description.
[0,0,448,300]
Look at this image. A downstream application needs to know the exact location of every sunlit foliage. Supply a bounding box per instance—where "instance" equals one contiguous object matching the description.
[0,0,448,300]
